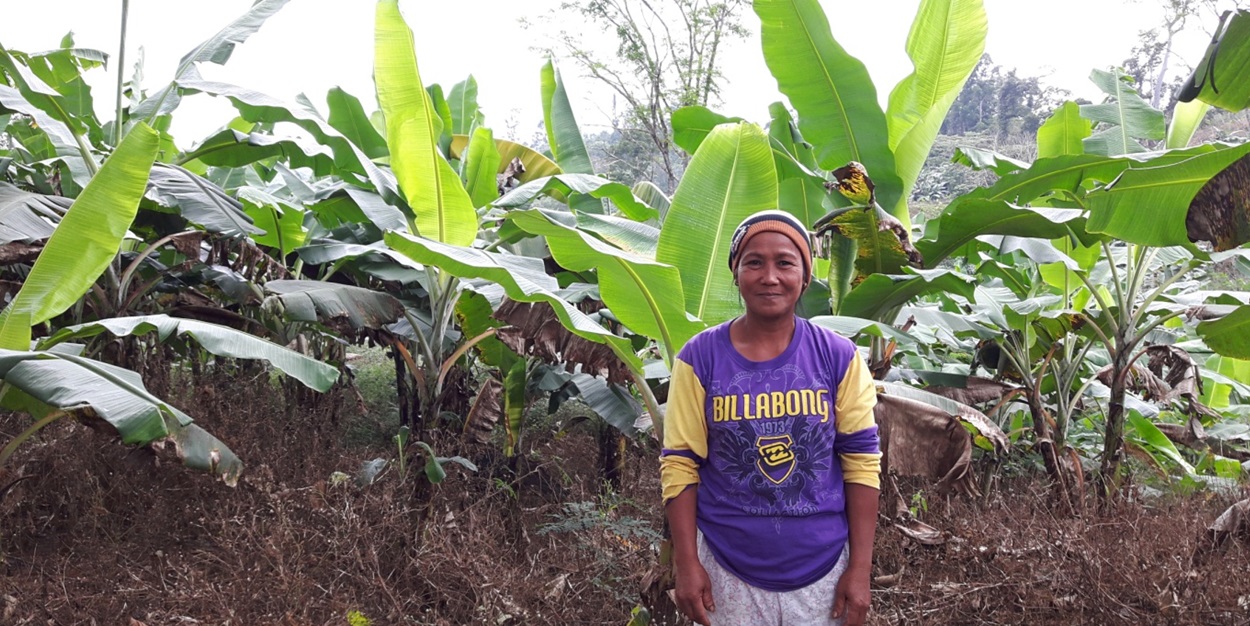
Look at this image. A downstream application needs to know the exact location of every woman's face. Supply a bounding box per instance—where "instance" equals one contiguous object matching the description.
[733,231,805,320]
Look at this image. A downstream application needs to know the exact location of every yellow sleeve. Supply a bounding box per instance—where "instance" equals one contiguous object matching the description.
[659,357,707,503]
[835,352,882,489]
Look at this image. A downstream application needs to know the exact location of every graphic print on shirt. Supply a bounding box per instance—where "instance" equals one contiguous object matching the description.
[706,364,837,515]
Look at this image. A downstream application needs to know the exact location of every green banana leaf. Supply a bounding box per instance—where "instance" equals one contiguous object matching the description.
[656,122,777,325]
[178,79,401,202]
[384,231,643,373]
[494,174,657,221]
[575,212,660,257]
[327,86,388,160]
[1198,305,1250,359]
[178,129,338,177]
[767,102,819,173]
[147,163,262,237]
[0,123,159,350]
[754,0,902,215]
[671,106,743,155]
[509,209,703,362]
[0,47,94,165]
[463,127,502,208]
[0,349,243,484]
[1080,69,1166,156]
[264,279,406,332]
[1086,141,1250,250]
[886,0,987,218]
[840,269,977,322]
[810,315,919,346]
[570,372,642,437]
[1037,101,1092,158]
[133,0,290,120]
[239,189,307,256]
[39,314,338,392]
[448,75,482,137]
[375,0,477,246]
[425,83,453,155]
[1126,410,1195,475]
[1166,99,1211,150]
[0,181,67,244]
[541,61,600,214]
[1177,10,1250,112]
[631,181,671,220]
[503,359,527,457]
[951,147,1029,175]
[0,84,88,181]
[779,177,828,230]
[917,200,1089,265]
[449,135,563,183]
[541,61,593,175]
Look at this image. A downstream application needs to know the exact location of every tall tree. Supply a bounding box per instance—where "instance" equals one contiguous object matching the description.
[540,0,749,190]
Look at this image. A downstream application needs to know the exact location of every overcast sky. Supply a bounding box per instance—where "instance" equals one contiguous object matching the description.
[0,0,1233,145]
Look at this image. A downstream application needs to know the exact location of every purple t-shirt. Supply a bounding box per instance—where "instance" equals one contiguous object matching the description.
[668,317,879,591]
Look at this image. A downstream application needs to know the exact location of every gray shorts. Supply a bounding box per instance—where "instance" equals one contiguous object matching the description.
[697,532,849,626]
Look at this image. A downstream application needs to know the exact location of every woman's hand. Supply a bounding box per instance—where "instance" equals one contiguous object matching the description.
[673,561,715,626]
[831,563,871,625]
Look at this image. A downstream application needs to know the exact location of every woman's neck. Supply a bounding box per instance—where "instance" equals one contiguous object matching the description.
[729,313,796,362]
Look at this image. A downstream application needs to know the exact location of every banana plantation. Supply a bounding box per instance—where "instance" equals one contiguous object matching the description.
[1,0,1249,623]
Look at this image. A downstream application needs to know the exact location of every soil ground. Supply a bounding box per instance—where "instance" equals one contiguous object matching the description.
[0,369,1247,625]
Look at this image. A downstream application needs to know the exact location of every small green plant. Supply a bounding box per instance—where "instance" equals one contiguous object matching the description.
[910,490,930,517]
[346,609,371,626]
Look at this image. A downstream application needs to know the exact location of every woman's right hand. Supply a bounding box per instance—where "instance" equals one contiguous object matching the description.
[674,561,715,625]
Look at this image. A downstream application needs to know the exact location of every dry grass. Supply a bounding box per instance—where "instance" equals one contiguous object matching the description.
[0,369,1247,625]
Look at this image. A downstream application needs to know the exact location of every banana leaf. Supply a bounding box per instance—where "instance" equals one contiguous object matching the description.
[886,0,987,218]
[671,106,743,155]
[179,128,339,177]
[541,61,593,175]
[0,124,158,350]
[1080,69,1166,156]
[656,122,777,325]
[133,0,291,120]
[0,349,242,484]
[326,86,388,160]
[509,209,703,362]
[1166,99,1211,150]
[178,79,401,202]
[1036,101,1092,158]
[951,147,1030,175]
[146,163,262,237]
[448,75,482,137]
[264,280,406,332]
[1177,10,1250,112]
[1198,305,1250,359]
[385,231,643,373]
[0,181,67,244]
[575,212,660,257]
[374,0,476,246]
[494,174,657,221]
[462,127,502,208]
[754,0,902,215]
[39,314,338,392]
[1086,141,1250,250]
[449,135,562,183]
[840,269,977,322]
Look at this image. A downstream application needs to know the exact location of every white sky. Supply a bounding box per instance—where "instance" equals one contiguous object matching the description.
[0,0,1234,146]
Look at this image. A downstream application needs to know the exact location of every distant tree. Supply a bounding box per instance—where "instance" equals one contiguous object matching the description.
[941,55,1062,139]
[532,0,749,190]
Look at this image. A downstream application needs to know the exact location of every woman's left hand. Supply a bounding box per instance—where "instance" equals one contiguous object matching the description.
[831,563,871,625]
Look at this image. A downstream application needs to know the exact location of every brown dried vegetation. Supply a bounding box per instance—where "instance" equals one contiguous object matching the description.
[0,370,1247,624]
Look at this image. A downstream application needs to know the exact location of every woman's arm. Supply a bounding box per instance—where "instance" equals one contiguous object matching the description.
[832,482,879,625]
[667,486,713,625]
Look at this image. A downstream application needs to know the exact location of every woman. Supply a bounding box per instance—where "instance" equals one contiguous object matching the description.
[660,210,881,626]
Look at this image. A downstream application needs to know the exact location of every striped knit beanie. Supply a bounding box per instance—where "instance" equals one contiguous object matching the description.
[727,210,813,286]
